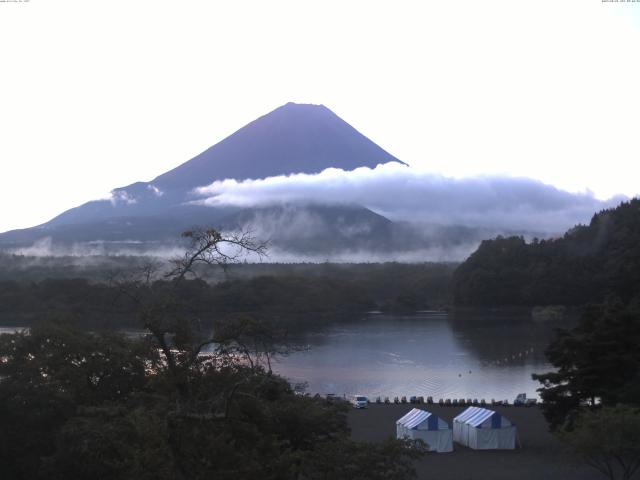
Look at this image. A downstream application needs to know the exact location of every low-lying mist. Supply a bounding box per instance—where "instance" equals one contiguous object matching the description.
[9,237,185,259]
[3,163,630,264]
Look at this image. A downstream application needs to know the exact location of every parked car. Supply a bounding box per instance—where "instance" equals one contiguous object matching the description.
[514,393,527,406]
[352,395,369,409]
[513,393,538,406]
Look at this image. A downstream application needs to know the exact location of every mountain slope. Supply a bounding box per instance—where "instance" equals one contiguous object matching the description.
[152,102,405,191]
[219,204,396,254]
[0,103,406,252]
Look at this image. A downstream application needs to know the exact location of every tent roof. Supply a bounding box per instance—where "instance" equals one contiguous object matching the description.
[454,406,484,423]
[397,408,451,430]
[397,408,429,429]
[454,407,509,427]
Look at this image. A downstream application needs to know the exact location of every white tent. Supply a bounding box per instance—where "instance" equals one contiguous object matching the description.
[453,406,516,450]
[396,408,453,453]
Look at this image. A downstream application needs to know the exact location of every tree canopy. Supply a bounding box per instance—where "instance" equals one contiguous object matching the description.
[533,299,640,430]
[560,406,640,480]
[0,228,423,479]
[452,199,640,307]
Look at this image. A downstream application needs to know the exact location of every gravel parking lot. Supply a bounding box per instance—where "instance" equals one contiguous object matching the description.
[348,404,601,480]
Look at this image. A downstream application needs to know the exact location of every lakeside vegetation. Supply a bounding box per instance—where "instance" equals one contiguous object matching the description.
[531,297,640,480]
[0,229,427,479]
[437,199,640,479]
[452,199,640,308]
[0,262,455,330]
[2,199,640,479]
[0,320,425,480]
[438,201,640,479]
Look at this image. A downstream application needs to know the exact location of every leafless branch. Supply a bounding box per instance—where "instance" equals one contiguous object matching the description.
[166,227,267,284]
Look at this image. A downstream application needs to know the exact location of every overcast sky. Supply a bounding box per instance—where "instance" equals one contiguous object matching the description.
[1,0,639,233]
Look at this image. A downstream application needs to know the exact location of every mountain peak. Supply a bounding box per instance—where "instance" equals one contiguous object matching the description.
[0,103,407,240]
[150,102,405,191]
[283,101,320,107]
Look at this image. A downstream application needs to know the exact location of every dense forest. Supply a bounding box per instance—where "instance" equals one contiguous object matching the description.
[447,200,640,477]
[0,262,455,331]
[0,228,427,479]
[0,314,424,480]
[452,199,640,307]
[2,206,640,478]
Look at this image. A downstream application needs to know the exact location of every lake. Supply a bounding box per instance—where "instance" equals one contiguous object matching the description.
[0,312,562,403]
[273,312,560,402]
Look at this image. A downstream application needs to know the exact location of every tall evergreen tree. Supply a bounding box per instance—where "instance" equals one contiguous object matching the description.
[533,299,640,430]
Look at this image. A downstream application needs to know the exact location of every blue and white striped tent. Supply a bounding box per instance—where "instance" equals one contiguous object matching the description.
[396,408,453,452]
[453,406,516,450]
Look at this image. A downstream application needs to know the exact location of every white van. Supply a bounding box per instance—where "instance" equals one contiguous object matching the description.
[352,395,369,409]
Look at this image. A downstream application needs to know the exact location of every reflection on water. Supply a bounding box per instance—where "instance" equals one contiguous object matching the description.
[0,313,563,402]
[273,313,560,401]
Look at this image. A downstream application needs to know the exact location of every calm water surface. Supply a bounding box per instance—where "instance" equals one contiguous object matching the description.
[273,313,559,401]
[1,313,561,402]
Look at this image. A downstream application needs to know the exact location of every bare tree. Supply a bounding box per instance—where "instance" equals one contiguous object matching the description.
[108,227,268,393]
[167,227,267,283]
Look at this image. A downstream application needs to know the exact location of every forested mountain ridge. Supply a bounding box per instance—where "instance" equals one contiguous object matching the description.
[452,198,640,307]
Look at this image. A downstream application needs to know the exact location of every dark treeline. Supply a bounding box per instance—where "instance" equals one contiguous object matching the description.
[0,262,455,330]
[0,228,426,480]
[0,253,456,297]
[534,298,640,429]
[0,314,424,480]
[452,198,640,307]
[532,297,640,480]
[476,201,640,478]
